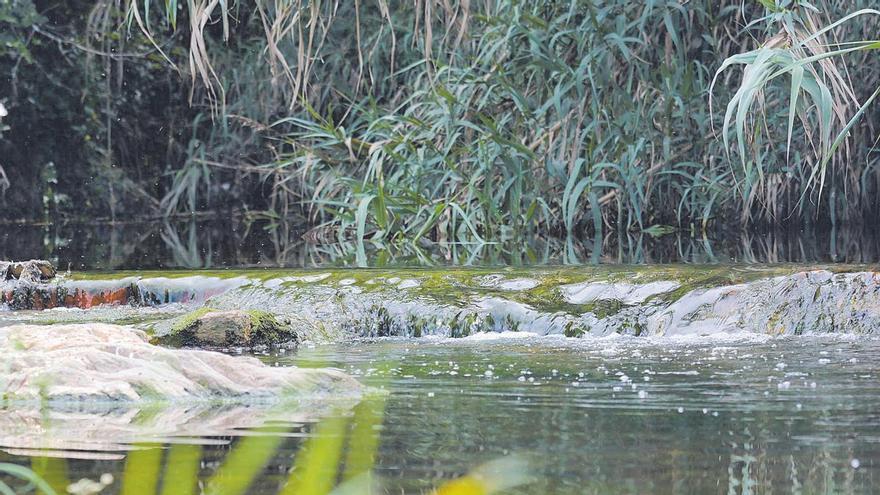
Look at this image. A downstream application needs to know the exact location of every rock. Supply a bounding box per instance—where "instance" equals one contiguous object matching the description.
[0,323,358,403]
[158,308,297,348]
[2,259,57,283]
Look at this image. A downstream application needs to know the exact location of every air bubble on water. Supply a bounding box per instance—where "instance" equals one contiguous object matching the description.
[677,407,684,413]
[796,403,802,410]
[518,376,526,382]
[484,370,493,377]
[427,392,435,398]
[810,382,817,388]
[638,390,647,399]
[777,381,791,390]
[851,459,861,469]
[702,408,708,414]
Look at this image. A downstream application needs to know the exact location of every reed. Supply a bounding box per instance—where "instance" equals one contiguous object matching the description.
[1,0,878,240]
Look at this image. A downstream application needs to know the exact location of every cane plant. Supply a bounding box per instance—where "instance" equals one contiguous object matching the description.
[713,1,879,215]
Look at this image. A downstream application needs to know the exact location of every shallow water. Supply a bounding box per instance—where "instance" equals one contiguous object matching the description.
[2,335,879,493]
[2,263,880,493]
[292,336,880,493]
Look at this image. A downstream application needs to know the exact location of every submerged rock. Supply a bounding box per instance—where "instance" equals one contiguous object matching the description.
[7,266,880,340]
[157,308,297,348]
[196,268,880,339]
[0,398,361,458]
[0,323,358,403]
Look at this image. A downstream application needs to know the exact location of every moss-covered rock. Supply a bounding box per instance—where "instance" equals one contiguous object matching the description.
[157,309,297,348]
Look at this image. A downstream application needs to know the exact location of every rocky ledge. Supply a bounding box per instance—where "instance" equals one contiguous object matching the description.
[1,259,56,283]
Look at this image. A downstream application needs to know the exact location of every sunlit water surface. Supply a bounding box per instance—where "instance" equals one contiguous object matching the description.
[2,335,878,494]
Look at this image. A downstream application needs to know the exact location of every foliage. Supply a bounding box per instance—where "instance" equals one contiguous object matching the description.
[0,0,878,243]
[714,3,880,219]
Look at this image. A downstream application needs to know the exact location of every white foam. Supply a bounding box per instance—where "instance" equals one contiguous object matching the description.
[561,280,680,305]
[0,323,360,403]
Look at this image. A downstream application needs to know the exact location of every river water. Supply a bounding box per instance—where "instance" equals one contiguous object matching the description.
[1,335,877,493]
[1,225,879,493]
[3,220,880,268]
[289,336,880,493]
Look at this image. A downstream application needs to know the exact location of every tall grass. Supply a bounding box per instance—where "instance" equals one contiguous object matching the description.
[714,5,880,220]
[14,0,878,240]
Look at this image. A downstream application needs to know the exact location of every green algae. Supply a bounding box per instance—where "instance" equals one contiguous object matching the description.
[41,264,880,340]
[158,307,294,347]
[169,307,215,335]
[63,262,873,315]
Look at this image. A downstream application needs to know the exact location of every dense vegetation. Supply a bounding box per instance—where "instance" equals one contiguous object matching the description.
[0,0,877,244]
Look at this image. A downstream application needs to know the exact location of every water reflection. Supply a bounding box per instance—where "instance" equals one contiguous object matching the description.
[1,337,878,493]
[1,220,879,270]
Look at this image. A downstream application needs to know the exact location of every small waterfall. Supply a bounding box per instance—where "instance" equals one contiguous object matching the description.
[181,268,880,340]
[5,268,880,339]
[0,276,249,310]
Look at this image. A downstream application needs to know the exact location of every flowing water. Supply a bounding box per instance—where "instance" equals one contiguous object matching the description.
[1,334,878,493]
[1,235,879,493]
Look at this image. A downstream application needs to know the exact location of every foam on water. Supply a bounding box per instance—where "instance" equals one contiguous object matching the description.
[0,323,360,403]
[192,269,880,341]
[6,267,880,341]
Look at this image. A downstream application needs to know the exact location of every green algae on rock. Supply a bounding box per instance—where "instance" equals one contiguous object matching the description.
[157,308,297,348]
[8,265,880,341]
